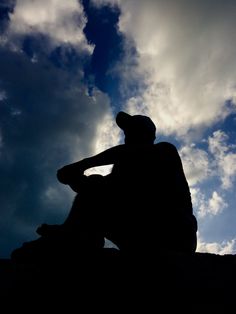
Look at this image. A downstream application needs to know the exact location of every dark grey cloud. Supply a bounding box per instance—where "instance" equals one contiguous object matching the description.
[0,46,111,257]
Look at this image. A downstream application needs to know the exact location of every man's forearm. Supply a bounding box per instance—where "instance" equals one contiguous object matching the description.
[57,145,124,184]
[72,145,124,169]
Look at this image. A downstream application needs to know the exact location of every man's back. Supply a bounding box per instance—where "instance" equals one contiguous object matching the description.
[103,141,197,253]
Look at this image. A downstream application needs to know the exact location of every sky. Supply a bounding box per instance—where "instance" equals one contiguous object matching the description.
[0,0,236,258]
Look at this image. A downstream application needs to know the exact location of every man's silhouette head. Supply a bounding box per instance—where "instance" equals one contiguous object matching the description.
[116,111,156,145]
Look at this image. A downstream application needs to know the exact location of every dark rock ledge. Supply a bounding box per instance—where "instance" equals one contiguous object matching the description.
[0,250,235,310]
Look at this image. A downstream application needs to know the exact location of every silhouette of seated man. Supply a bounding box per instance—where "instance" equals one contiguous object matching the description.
[11,111,198,262]
[37,111,198,255]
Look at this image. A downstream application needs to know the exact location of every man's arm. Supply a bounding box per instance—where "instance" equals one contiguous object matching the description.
[57,145,124,184]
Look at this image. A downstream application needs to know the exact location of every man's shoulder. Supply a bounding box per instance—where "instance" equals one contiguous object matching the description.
[154,142,180,160]
[154,142,182,167]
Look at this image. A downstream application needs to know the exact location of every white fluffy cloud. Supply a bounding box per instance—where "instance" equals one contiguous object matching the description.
[179,144,211,186]
[197,237,236,255]
[178,129,236,221]
[208,130,236,189]
[94,0,236,137]
[208,191,228,216]
[6,0,93,52]
[192,188,228,218]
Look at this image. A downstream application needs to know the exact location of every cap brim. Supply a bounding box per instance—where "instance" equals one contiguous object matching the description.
[116,111,132,130]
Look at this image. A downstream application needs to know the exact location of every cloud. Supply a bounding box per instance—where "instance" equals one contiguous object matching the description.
[5,0,93,53]
[192,188,228,218]
[179,144,211,186]
[208,191,228,216]
[94,0,236,137]
[208,130,236,189]
[0,89,7,101]
[0,44,117,257]
[197,237,236,255]
[177,130,236,220]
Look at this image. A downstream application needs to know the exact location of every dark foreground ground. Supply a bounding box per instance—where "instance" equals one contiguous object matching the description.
[1,249,236,311]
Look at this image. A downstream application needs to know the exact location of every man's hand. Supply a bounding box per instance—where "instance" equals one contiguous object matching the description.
[57,165,76,184]
[57,165,88,192]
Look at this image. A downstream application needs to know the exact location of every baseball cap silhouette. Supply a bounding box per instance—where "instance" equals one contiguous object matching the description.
[116,111,156,140]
